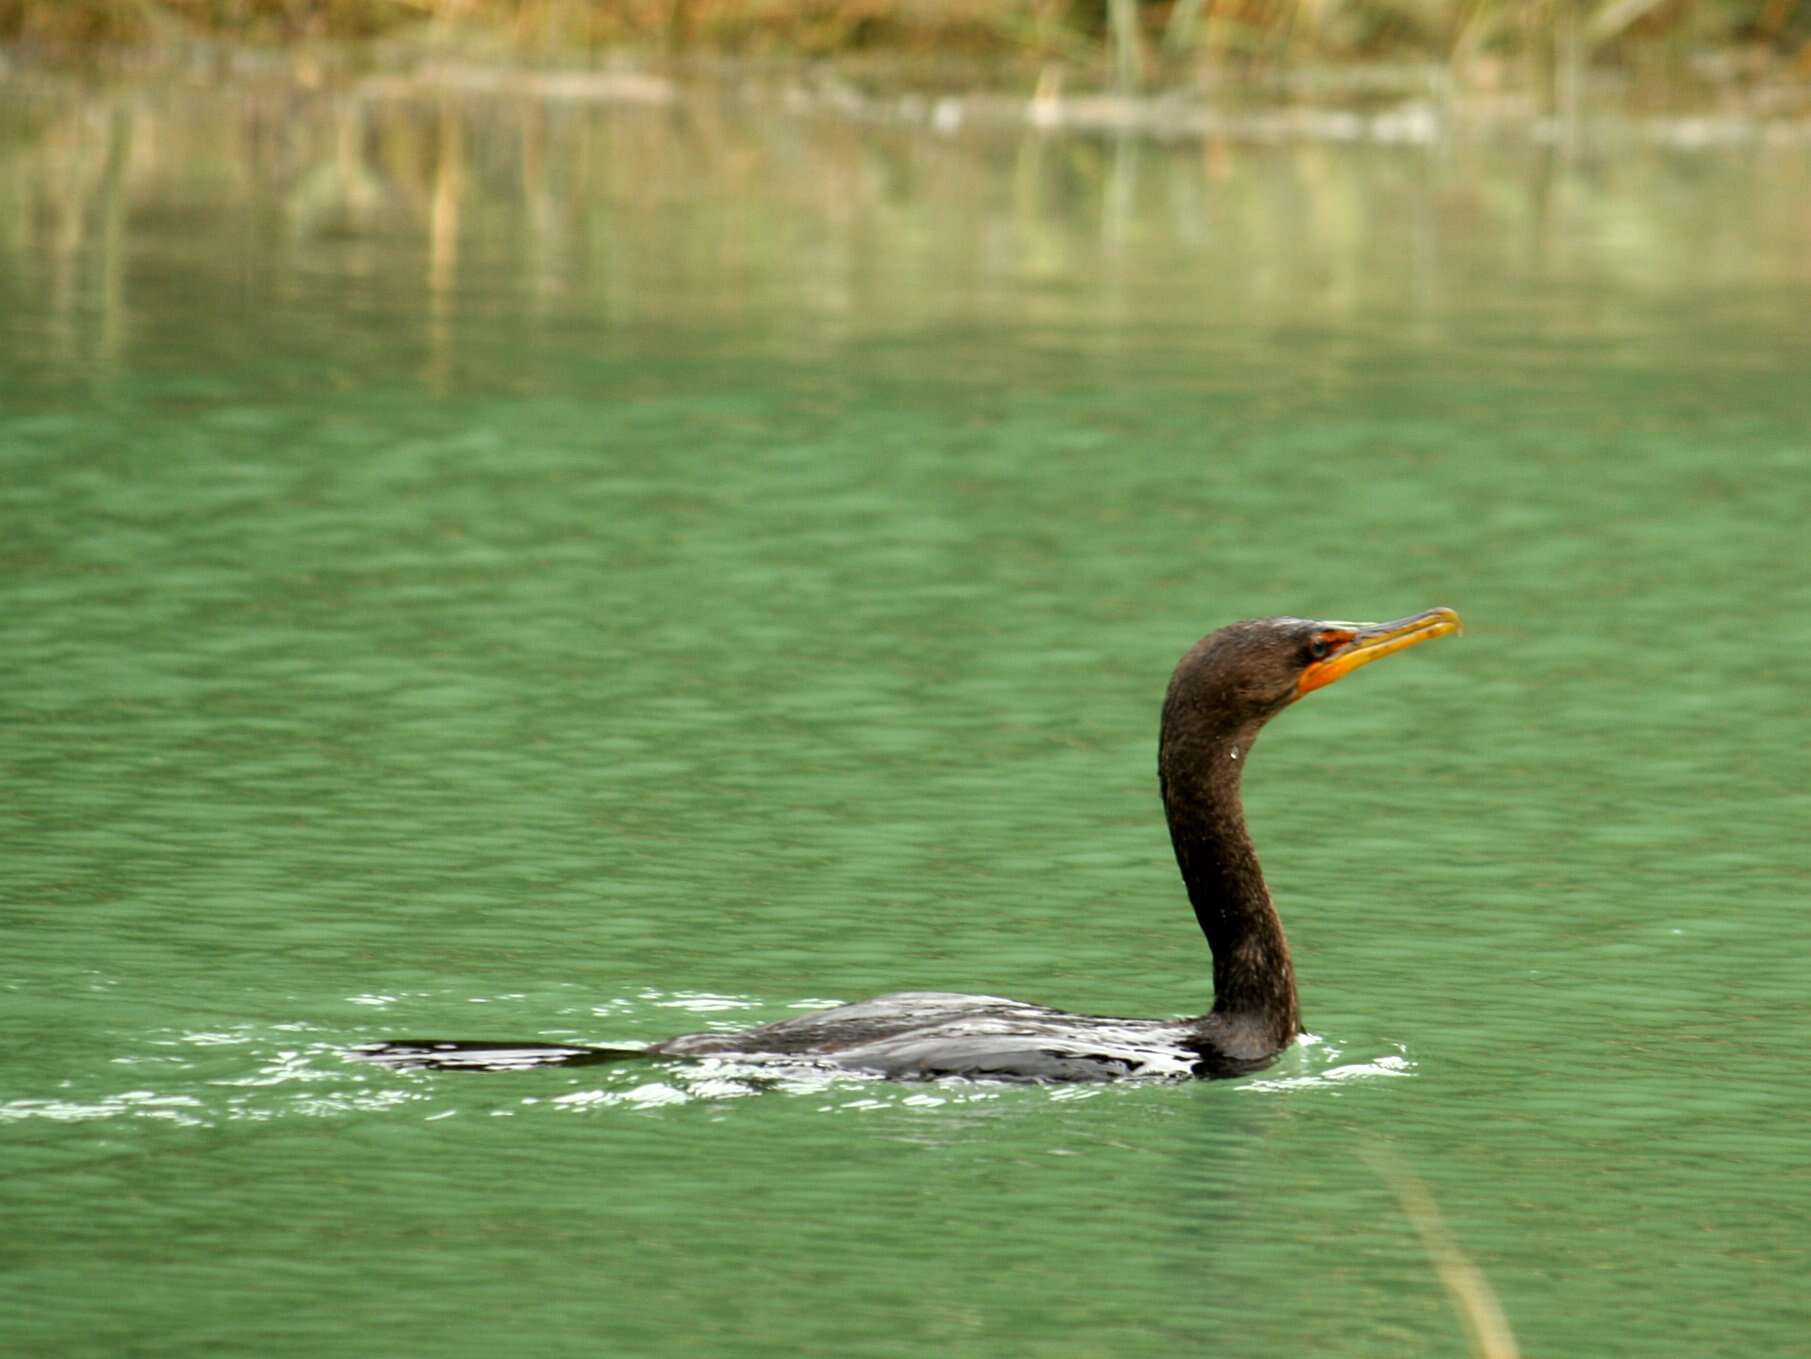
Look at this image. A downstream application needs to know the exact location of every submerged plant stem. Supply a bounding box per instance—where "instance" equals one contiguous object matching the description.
[1381,1162,1522,1359]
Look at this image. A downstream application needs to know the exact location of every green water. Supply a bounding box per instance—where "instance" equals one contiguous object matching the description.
[4,75,1809,1357]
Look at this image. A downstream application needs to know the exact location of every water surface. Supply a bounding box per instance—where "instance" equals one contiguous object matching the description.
[3,74,1809,1357]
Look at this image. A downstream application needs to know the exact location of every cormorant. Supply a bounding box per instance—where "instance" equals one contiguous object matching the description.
[354,608,1461,1082]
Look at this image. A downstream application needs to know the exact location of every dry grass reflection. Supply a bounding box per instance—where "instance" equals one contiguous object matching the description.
[3,70,1808,394]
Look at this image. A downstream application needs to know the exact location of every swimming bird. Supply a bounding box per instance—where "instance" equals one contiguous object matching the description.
[354,608,1461,1082]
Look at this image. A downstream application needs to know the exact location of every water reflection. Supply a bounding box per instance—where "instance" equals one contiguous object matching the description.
[4,73,1809,397]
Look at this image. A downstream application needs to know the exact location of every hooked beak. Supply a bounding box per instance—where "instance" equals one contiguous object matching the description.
[1296,607,1463,699]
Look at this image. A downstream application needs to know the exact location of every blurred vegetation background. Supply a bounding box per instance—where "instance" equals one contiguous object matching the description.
[3,0,1808,94]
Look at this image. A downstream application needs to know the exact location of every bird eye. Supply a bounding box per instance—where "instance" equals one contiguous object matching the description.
[1307,636,1330,661]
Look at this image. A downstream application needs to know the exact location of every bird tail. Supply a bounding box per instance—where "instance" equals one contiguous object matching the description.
[348,1040,658,1073]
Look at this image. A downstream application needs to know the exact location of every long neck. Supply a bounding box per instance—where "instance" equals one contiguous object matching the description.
[1159,724,1300,1044]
